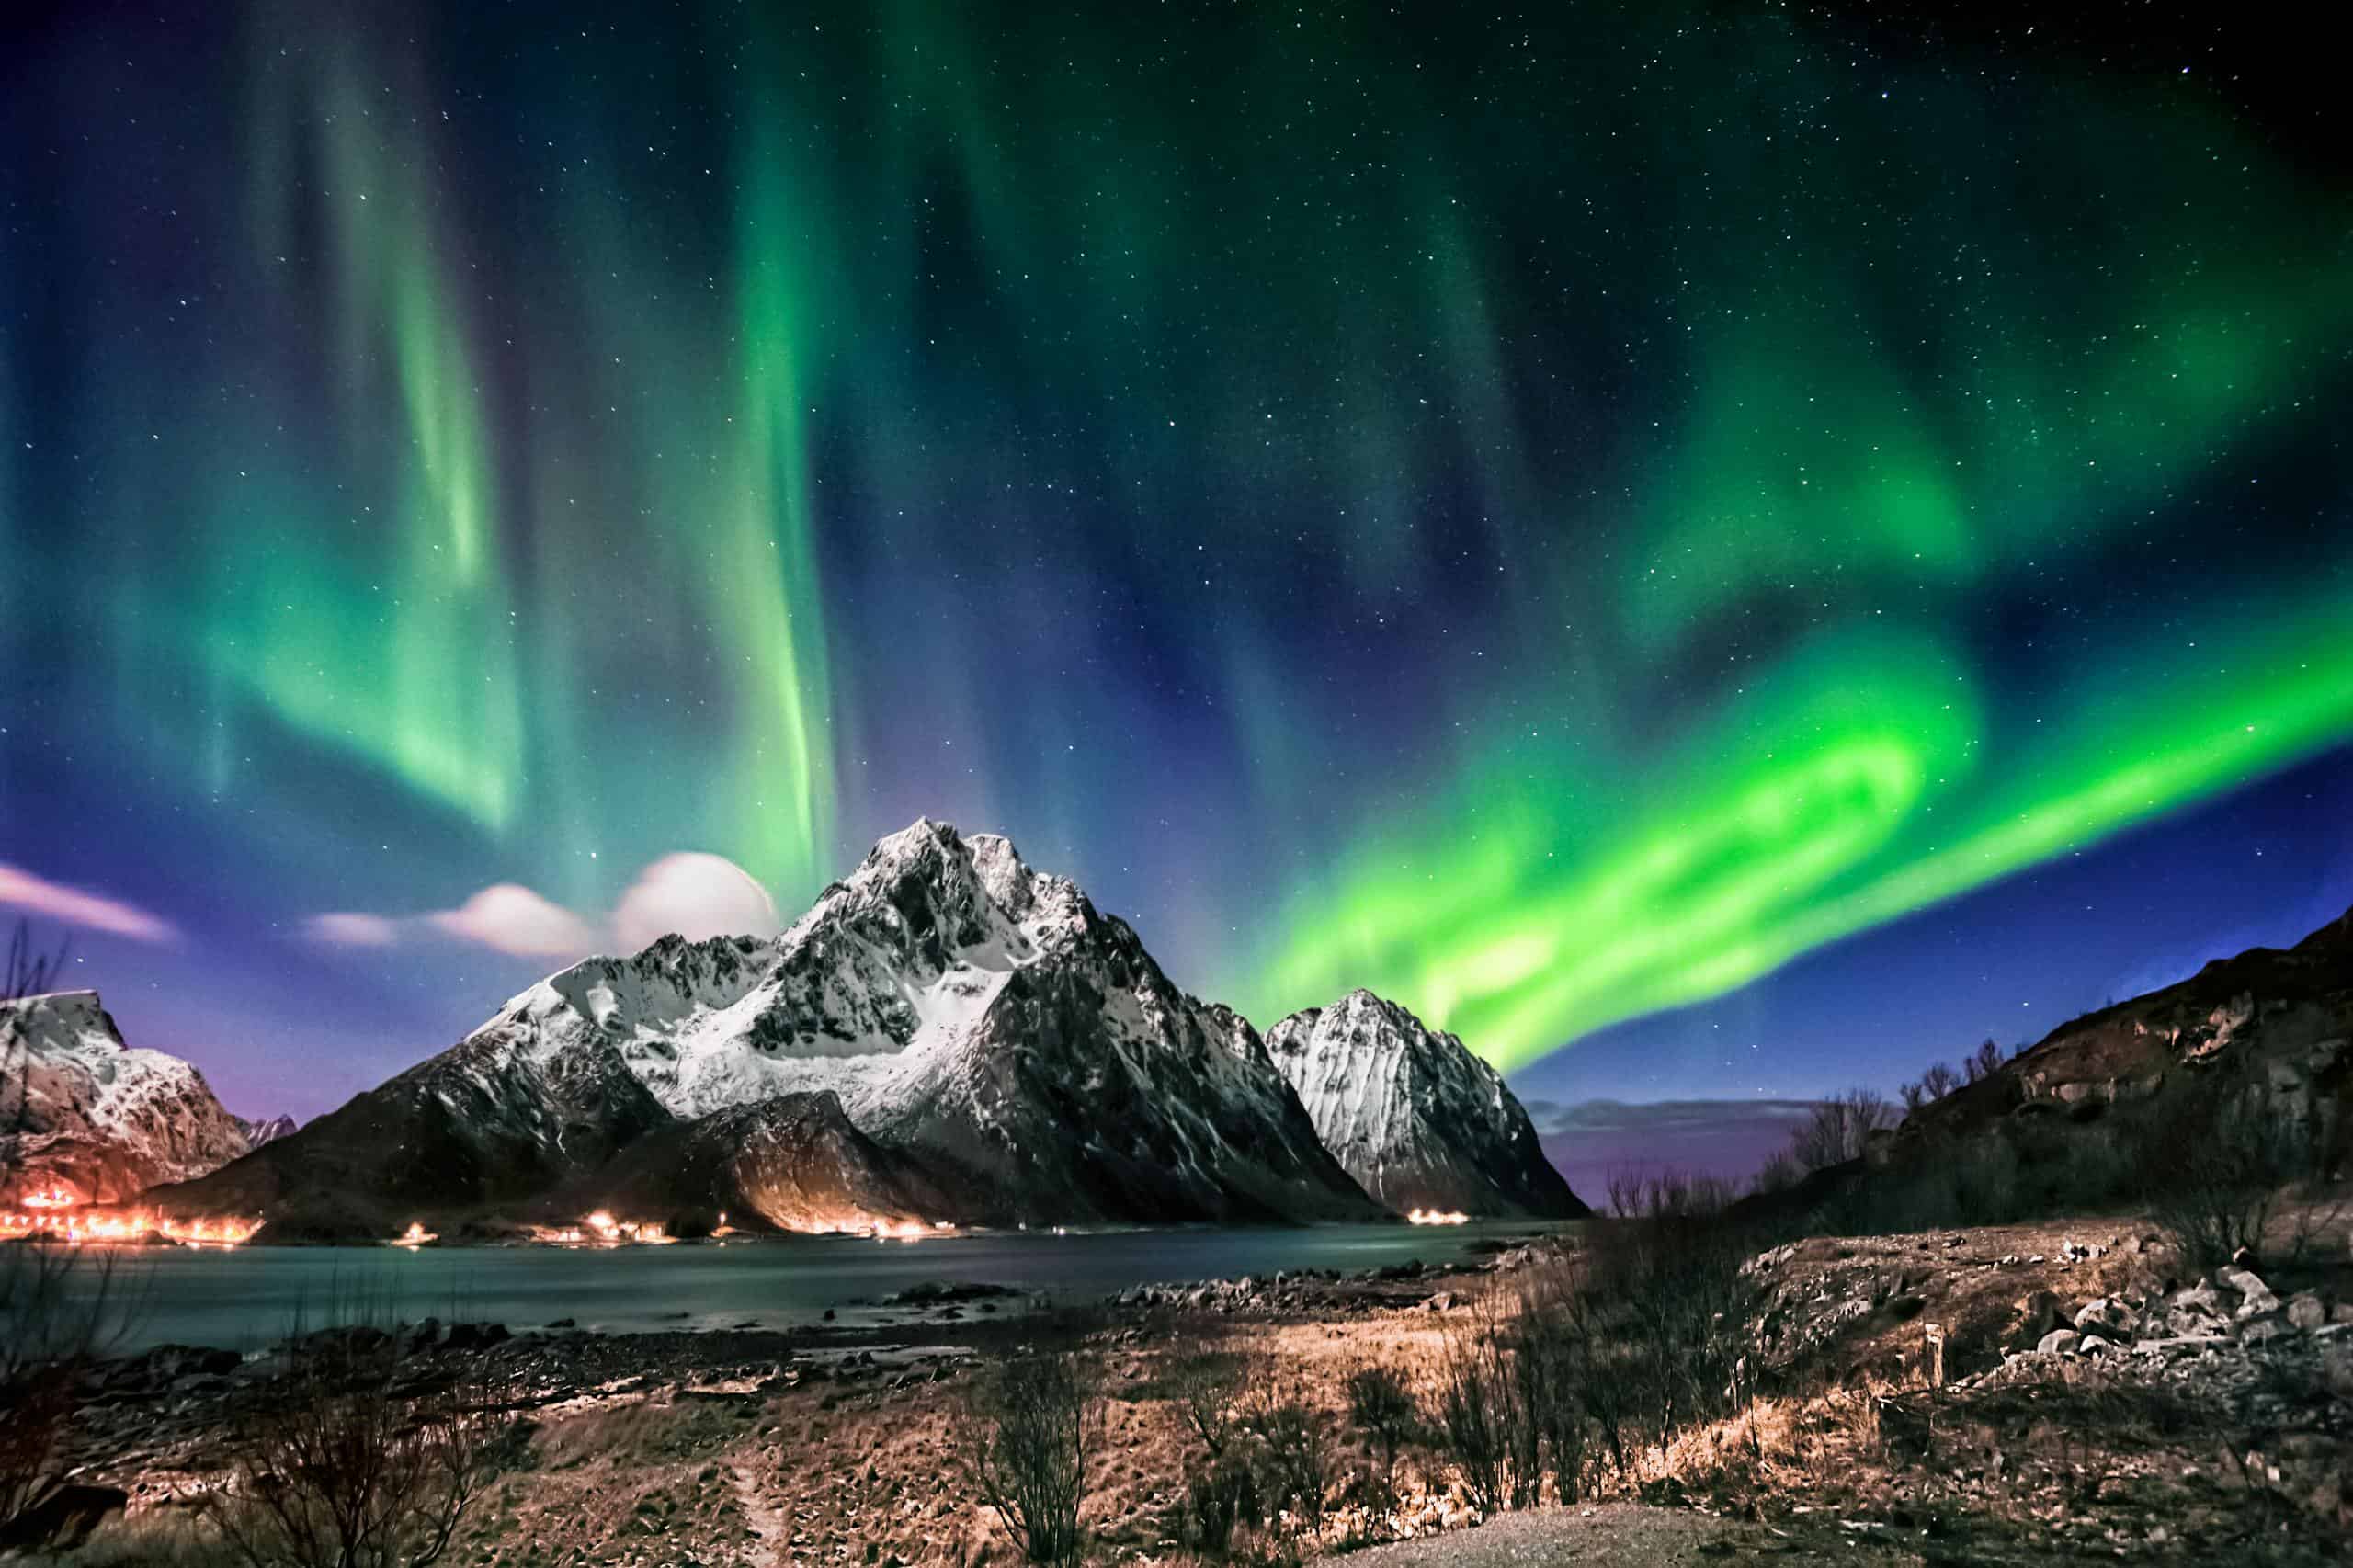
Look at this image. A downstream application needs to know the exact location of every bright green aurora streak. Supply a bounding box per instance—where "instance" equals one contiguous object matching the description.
[6,3,2348,1085]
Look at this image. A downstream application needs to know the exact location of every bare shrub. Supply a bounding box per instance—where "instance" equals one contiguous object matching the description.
[958,1343,1097,1564]
[1429,1296,1518,1516]
[2148,1096,2309,1269]
[1239,1394,1333,1536]
[1424,1278,1593,1516]
[1342,1362,1418,1501]
[1574,1172,1757,1474]
[1165,1339,1259,1459]
[202,1319,517,1568]
[1182,1454,1261,1555]
[1509,1268,1586,1504]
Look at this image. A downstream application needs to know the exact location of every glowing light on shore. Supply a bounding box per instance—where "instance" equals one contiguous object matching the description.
[0,1203,258,1247]
[392,1221,437,1248]
[868,1219,938,1243]
[1405,1208,1471,1227]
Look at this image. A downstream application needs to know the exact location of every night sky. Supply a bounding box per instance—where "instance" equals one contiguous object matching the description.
[3,2,2347,1126]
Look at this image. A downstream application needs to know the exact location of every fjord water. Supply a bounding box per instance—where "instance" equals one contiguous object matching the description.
[74,1222,1560,1353]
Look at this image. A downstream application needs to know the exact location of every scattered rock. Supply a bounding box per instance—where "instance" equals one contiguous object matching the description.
[877,1281,1020,1307]
[2038,1329,2082,1356]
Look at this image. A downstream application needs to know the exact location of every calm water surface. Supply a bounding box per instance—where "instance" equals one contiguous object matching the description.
[67,1221,1564,1352]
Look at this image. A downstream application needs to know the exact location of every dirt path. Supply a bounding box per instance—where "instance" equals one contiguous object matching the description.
[1329,1505,1922,1567]
[730,1460,787,1567]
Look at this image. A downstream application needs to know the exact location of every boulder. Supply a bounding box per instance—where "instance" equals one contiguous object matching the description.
[2074,1297,2140,1335]
[2218,1267,2280,1320]
[2285,1293,2326,1331]
[2241,1318,2289,1347]
[2037,1328,2081,1356]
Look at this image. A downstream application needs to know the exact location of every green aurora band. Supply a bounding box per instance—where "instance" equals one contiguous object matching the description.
[6,3,2348,1075]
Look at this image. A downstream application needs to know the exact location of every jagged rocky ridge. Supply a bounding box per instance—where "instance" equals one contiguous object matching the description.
[0,991,252,1203]
[1267,990,1586,1218]
[162,821,1441,1234]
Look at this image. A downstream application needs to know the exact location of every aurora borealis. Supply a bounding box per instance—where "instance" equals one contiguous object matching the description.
[2,1,2348,1118]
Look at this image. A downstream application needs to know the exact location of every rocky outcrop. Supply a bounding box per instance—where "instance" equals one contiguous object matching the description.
[1908,906,2352,1154]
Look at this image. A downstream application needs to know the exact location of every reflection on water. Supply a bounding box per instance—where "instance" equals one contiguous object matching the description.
[51,1221,1570,1353]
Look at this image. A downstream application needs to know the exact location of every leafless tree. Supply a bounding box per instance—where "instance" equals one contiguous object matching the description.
[204,1323,517,1568]
[1901,1060,1962,1112]
[1961,1038,2006,1085]
[1787,1088,1895,1173]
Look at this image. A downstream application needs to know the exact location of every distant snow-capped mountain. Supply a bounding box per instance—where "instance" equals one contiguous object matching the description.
[165,821,1378,1232]
[0,991,252,1204]
[1267,990,1586,1218]
[234,1113,299,1148]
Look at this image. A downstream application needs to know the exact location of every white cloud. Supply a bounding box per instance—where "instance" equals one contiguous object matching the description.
[426,883,601,959]
[612,853,782,951]
[0,861,178,944]
[302,853,782,964]
[304,912,401,947]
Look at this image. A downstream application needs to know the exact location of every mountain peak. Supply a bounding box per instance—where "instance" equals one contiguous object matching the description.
[1,988,250,1203]
[1267,990,1584,1218]
[2,989,119,1052]
[860,816,976,870]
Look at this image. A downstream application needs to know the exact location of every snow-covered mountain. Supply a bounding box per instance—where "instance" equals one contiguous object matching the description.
[1266,990,1586,1217]
[234,1113,300,1147]
[0,991,252,1204]
[167,821,1377,1232]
